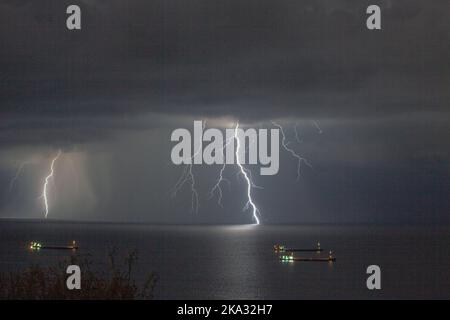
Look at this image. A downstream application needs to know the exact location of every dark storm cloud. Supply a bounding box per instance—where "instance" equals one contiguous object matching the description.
[0,0,449,224]
[1,0,449,121]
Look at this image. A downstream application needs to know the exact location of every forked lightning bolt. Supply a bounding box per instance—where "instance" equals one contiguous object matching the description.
[172,120,318,224]
[208,135,233,207]
[42,150,61,218]
[171,164,199,214]
[170,122,205,214]
[272,121,312,181]
[234,122,260,225]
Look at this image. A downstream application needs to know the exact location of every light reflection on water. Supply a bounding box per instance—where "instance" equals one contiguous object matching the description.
[0,221,449,299]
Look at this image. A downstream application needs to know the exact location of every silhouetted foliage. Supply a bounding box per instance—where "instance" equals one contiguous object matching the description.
[0,248,158,300]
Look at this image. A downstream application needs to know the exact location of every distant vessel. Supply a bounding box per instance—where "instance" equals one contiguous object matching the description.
[29,240,78,251]
[280,251,336,262]
[274,242,322,253]
[279,251,336,262]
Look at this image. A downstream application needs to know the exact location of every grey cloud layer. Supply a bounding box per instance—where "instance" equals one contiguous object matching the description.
[1,0,448,120]
[0,1,449,224]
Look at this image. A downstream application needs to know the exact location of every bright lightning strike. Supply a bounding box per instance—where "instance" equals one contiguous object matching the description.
[170,122,205,214]
[208,136,233,207]
[234,122,260,225]
[171,164,199,214]
[172,120,316,224]
[208,162,229,207]
[272,121,312,181]
[42,150,61,218]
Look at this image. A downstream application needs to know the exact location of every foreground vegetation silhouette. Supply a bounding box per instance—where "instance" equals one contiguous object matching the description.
[0,248,158,299]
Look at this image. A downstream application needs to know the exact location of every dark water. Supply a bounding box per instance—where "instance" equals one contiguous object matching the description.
[0,220,449,299]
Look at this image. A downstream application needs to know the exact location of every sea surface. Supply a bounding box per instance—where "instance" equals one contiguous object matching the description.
[0,220,449,299]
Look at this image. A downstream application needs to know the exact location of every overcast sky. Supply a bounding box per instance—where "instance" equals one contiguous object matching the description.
[0,0,449,224]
